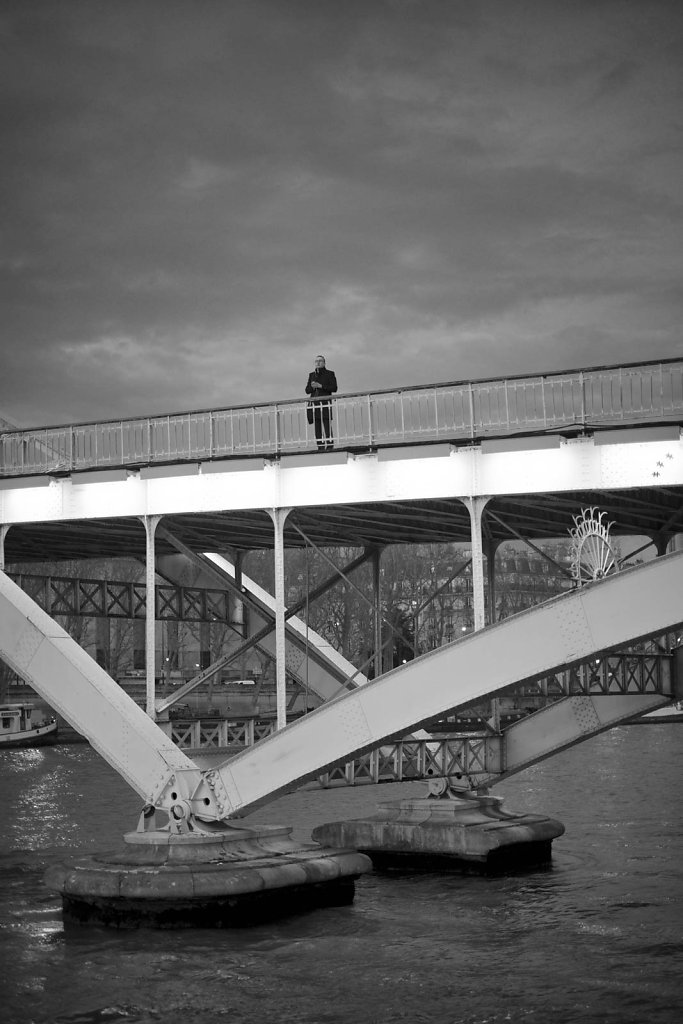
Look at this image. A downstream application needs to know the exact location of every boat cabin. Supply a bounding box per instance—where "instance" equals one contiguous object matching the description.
[1,703,36,735]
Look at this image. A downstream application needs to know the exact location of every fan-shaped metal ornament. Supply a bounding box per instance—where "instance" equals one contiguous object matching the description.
[569,507,618,586]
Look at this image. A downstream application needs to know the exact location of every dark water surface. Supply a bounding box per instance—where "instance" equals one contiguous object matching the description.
[1,726,682,1024]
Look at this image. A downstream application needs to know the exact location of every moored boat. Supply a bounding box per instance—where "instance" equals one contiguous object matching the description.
[628,701,683,724]
[0,703,58,748]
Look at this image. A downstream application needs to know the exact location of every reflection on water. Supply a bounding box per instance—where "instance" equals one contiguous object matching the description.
[1,727,682,1024]
[2,745,139,852]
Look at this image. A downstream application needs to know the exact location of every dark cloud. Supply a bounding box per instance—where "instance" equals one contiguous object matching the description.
[1,0,682,425]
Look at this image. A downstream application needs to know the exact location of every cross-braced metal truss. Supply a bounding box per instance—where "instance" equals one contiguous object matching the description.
[7,571,231,622]
[318,737,502,786]
[514,650,671,702]
[164,644,676,790]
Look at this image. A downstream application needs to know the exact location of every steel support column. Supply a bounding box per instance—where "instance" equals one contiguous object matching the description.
[652,532,670,556]
[231,549,246,637]
[268,508,291,730]
[463,497,489,631]
[0,524,9,570]
[372,547,383,677]
[141,515,162,718]
[485,538,500,625]
[464,497,497,734]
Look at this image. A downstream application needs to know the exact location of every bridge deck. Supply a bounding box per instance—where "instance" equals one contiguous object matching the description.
[2,358,682,478]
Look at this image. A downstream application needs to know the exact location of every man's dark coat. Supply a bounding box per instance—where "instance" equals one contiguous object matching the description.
[305,367,338,400]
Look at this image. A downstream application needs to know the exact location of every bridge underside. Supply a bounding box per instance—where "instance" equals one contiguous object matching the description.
[4,484,683,563]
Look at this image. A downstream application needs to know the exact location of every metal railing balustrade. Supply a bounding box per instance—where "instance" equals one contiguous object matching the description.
[164,647,674,747]
[2,358,681,477]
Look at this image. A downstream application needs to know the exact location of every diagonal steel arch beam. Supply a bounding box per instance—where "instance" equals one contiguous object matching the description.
[202,549,683,818]
[157,525,374,627]
[2,552,681,824]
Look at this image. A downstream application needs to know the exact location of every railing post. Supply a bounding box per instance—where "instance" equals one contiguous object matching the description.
[619,366,624,420]
[579,371,586,428]
[209,411,214,458]
[367,394,375,446]
[371,748,379,783]
[219,720,228,747]
[468,383,475,439]
[541,376,547,429]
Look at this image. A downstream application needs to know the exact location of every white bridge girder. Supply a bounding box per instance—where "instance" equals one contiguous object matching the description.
[1,549,682,822]
[313,690,673,789]
[498,693,672,781]
[0,570,208,810]
[203,551,367,694]
[203,550,683,817]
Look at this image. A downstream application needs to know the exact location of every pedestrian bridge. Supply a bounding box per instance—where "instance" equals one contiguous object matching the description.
[0,357,682,818]
[1,357,682,475]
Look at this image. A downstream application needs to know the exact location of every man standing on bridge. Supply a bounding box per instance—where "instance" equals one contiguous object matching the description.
[305,354,338,450]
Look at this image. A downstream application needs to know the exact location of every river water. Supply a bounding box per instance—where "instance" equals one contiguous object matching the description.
[1,726,682,1024]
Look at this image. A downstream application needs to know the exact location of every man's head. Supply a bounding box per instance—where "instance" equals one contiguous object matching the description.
[314,355,326,369]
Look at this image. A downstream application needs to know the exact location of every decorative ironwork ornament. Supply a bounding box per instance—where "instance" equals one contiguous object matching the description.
[569,507,618,586]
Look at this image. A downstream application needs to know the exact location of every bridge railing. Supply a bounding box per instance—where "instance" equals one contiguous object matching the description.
[2,358,681,476]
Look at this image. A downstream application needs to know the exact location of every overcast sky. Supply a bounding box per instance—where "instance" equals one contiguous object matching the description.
[1,0,682,428]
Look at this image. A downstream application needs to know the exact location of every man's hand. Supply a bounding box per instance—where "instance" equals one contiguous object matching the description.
[310,380,322,389]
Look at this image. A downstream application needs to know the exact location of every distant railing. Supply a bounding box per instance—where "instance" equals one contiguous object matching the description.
[8,570,233,621]
[167,717,276,749]
[163,721,499,783]
[163,647,674,753]
[2,358,682,477]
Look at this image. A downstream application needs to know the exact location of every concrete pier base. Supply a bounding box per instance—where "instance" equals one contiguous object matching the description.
[311,781,565,873]
[44,822,372,928]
